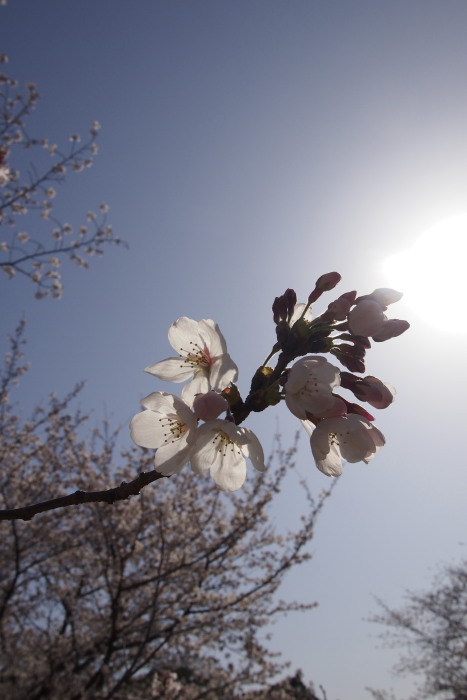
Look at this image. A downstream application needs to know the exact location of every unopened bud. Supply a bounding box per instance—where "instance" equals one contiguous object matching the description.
[193,391,229,421]
[316,271,342,291]
[272,288,297,324]
[308,272,342,305]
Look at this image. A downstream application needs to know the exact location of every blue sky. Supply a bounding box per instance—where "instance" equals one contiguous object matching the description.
[2,2,467,698]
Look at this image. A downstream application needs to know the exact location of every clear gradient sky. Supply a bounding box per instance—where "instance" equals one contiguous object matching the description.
[2,2,467,698]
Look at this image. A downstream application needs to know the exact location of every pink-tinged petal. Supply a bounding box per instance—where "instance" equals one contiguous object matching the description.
[193,391,229,421]
[130,410,162,449]
[352,376,395,409]
[209,354,238,390]
[145,357,194,382]
[315,396,348,419]
[198,319,228,356]
[154,440,192,475]
[168,317,203,355]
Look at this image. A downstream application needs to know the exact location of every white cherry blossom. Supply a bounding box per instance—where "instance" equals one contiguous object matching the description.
[306,414,385,477]
[190,419,265,491]
[145,317,238,404]
[285,355,341,419]
[130,392,198,475]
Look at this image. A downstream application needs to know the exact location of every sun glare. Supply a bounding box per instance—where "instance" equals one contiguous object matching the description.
[383,214,467,334]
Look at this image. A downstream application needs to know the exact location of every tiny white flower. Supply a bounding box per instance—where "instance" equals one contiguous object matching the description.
[190,419,265,491]
[146,317,238,405]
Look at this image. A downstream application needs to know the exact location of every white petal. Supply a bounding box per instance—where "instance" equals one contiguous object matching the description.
[154,440,192,475]
[145,357,194,382]
[241,428,266,472]
[209,354,238,389]
[198,319,228,356]
[190,424,219,474]
[181,373,210,405]
[130,410,162,449]
[168,317,203,354]
[310,419,345,476]
[210,449,247,491]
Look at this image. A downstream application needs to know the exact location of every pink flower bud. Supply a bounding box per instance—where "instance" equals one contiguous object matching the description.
[193,391,229,421]
[327,296,352,321]
[308,272,342,305]
[352,376,395,409]
[316,271,342,291]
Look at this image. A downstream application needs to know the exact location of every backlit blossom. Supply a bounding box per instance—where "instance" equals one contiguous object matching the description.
[306,414,385,476]
[130,392,198,475]
[190,419,265,491]
[285,356,341,419]
[348,299,386,337]
[145,317,238,404]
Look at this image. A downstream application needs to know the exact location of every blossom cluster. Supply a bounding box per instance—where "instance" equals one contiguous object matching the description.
[131,318,265,491]
[131,272,409,488]
[0,61,122,298]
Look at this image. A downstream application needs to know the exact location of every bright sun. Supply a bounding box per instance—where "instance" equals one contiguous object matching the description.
[383,213,467,334]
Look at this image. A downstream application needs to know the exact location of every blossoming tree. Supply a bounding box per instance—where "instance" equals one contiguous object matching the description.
[0,57,123,298]
[0,323,334,698]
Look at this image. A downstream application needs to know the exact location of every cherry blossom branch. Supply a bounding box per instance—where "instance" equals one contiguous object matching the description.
[0,469,168,521]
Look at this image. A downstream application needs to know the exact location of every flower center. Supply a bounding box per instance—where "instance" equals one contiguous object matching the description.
[159,413,187,443]
[211,431,242,457]
[180,341,214,369]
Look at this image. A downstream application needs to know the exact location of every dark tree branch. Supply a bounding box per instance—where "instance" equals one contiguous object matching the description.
[0,470,168,521]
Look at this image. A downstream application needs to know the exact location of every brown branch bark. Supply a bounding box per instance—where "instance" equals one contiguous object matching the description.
[0,470,168,522]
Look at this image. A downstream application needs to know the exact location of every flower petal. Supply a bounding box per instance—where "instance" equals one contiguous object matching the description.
[168,317,203,355]
[210,449,247,491]
[241,428,266,472]
[130,410,162,449]
[154,439,192,475]
[145,357,194,382]
[198,319,228,356]
[209,354,238,390]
